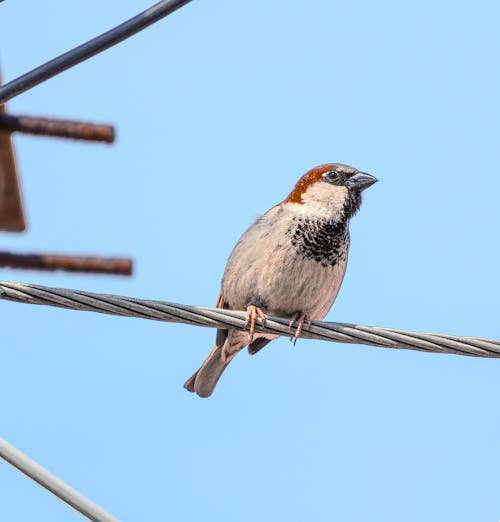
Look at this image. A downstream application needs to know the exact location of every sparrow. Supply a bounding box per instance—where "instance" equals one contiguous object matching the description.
[184,163,377,397]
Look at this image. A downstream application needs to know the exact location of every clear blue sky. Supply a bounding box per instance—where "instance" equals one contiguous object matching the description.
[1,1,500,521]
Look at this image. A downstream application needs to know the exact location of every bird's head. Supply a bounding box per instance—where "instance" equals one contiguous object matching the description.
[284,163,378,220]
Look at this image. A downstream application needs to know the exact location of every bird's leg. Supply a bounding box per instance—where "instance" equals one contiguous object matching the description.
[288,312,310,346]
[244,305,267,343]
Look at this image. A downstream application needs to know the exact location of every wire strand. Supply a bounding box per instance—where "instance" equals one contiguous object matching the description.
[0,437,119,522]
[1,280,499,359]
[0,0,192,104]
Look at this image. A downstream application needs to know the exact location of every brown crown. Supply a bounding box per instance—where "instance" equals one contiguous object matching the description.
[284,164,338,204]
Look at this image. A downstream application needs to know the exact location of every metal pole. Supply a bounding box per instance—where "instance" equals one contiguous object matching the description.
[0,437,120,522]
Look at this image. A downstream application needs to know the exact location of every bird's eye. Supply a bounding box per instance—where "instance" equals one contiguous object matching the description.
[326,170,340,182]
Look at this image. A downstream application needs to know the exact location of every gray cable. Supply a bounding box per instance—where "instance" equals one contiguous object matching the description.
[0,437,119,522]
[1,280,499,358]
[0,0,192,104]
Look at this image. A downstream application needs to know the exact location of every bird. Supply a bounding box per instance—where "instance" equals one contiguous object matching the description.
[184,163,377,397]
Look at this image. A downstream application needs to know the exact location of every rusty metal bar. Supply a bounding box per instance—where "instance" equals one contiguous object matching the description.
[0,73,26,231]
[0,121,26,231]
[0,251,132,275]
[0,0,193,104]
[0,113,115,143]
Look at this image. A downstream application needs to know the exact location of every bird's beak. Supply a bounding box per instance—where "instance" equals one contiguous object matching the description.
[346,172,378,191]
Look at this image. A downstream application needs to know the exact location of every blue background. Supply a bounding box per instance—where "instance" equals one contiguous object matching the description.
[1,1,499,520]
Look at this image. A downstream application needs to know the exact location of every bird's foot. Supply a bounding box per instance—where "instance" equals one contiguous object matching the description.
[288,312,310,346]
[244,305,267,343]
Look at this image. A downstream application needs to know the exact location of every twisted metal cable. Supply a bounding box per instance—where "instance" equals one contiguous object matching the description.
[1,280,499,359]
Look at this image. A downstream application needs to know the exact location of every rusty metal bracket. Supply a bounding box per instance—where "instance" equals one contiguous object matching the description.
[0,67,131,276]
[0,113,115,143]
[0,102,26,231]
[0,251,132,275]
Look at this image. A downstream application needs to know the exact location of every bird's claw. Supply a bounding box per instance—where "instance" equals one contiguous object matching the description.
[288,312,310,346]
[244,305,267,343]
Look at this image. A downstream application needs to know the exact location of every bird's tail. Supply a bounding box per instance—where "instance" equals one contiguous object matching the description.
[183,345,232,398]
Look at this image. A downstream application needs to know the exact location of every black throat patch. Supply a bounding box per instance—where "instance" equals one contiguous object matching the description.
[288,216,350,267]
